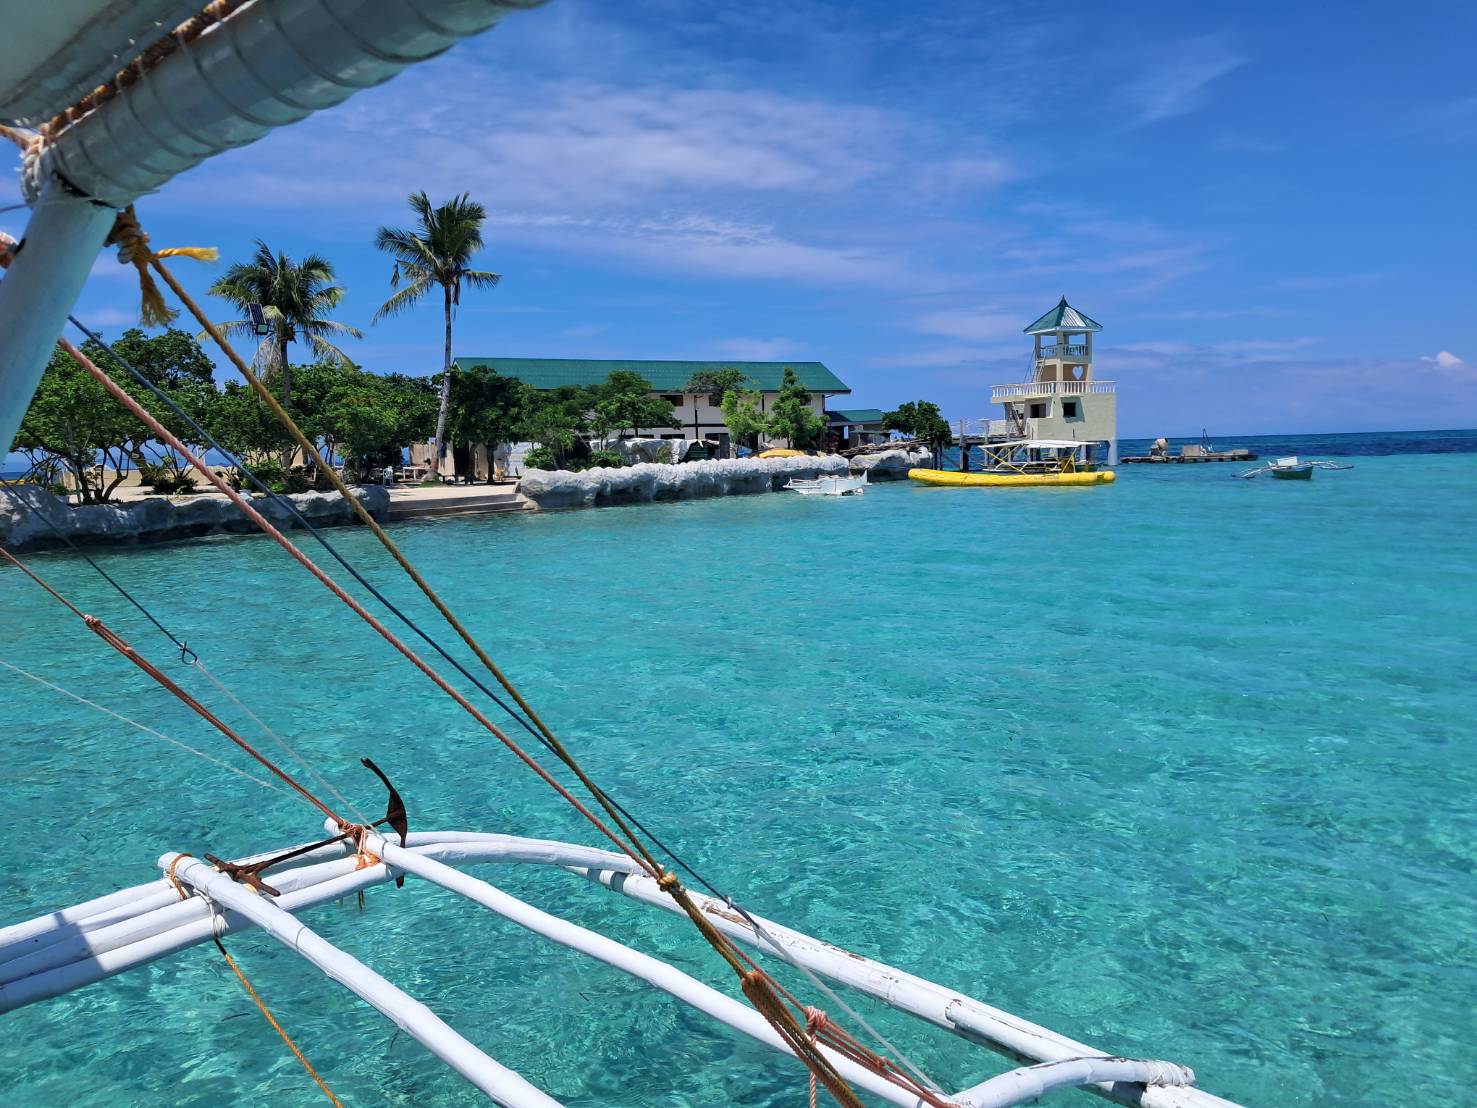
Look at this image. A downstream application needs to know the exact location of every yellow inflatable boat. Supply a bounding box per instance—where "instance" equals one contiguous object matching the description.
[907,468,1114,487]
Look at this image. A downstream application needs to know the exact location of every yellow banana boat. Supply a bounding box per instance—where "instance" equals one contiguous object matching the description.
[907,468,1115,487]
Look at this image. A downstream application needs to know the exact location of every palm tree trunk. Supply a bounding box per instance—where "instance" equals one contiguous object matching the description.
[277,332,295,469]
[433,282,453,479]
[278,333,291,407]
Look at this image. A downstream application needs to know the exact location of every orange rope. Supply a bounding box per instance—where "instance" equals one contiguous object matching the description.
[166,855,343,1104]
[63,249,944,1104]
[56,337,647,873]
[2,546,348,827]
[143,256,891,1107]
[214,938,346,1108]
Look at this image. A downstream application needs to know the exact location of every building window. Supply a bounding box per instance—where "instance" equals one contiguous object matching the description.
[1063,400,1080,418]
[663,394,684,406]
[1028,402,1048,419]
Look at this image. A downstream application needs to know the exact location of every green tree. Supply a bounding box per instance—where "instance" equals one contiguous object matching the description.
[591,370,679,442]
[447,365,530,483]
[212,380,297,470]
[519,385,591,468]
[764,367,825,450]
[206,240,361,406]
[719,387,766,457]
[323,371,438,480]
[13,329,219,503]
[372,192,500,475]
[683,367,751,406]
[883,400,953,465]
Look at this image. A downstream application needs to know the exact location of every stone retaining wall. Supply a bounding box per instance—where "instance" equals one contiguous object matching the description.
[0,485,389,552]
[517,449,929,511]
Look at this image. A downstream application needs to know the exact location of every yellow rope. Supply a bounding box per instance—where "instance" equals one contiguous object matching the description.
[167,854,344,1106]
[108,206,218,326]
[214,938,347,1108]
[145,246,867,1108]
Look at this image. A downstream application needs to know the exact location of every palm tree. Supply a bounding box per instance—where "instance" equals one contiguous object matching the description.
[207,240,361,406]
[372,192,500,471]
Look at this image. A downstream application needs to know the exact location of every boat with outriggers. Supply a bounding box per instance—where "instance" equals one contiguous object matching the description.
[1236,456,1354,481]
[909,439,1115,488]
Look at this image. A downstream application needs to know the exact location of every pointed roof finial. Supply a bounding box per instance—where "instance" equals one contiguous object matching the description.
[1024,296,1102,335]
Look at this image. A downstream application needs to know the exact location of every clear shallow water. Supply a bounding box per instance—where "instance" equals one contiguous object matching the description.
[2,431,1475,1107]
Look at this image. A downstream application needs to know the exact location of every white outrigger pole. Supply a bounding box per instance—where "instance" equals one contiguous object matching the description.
[0,829,1239,1108]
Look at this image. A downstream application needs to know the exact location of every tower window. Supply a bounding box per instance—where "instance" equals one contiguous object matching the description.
[1063,400,1080,418]
[1028,402,1048,419]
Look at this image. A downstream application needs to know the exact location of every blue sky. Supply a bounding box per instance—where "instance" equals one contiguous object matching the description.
[5,0,1475,436]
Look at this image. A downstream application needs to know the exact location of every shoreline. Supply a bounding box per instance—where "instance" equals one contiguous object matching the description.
[0,449,930,552]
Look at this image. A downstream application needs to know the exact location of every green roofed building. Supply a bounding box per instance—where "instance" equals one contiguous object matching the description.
[453,356,851,451]
[825,407,887,447]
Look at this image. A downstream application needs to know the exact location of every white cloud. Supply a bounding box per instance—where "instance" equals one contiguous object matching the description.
[1124,37,1245,124]
[913,307,1023,343]
[1421,350,1464,369]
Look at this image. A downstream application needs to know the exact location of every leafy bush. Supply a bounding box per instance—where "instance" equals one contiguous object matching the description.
[522,445,562,471]
[582,449,625,470]
[137,461,198,495]
[243,458,284,490]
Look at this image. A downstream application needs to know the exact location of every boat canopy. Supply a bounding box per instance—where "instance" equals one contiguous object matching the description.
[989,439,1095,450]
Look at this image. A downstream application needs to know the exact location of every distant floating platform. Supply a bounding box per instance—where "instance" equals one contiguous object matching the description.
[1121,451,1258,464]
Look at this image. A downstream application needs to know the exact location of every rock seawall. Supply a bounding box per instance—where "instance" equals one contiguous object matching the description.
[0,485,390,552]
[848,448,932,481]
[517,449,930,511]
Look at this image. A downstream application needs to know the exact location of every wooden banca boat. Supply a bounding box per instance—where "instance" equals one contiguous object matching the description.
[909,440,1115,488]
[784,473,868,496]
[1237,456,1354,481]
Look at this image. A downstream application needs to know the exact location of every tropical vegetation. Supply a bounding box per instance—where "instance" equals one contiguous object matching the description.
[205,240,361,406]
[764,366,826,450]
[373,192,500,474]
[883,400,953,465]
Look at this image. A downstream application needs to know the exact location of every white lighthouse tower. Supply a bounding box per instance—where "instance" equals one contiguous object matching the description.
[991,296,1117,464]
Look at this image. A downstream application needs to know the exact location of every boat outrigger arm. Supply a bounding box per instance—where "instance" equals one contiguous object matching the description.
[0,826,1240,1108]
[0,0,547,456]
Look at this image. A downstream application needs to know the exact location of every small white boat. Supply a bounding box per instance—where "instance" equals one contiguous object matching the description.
[1237,456,1353,480]
[785,473,868,495]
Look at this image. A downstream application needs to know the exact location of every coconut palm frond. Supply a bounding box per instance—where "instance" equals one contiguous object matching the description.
[371,277,434,322]
[462,270,501,291]
[307,334,357,365]
[207,240,358,374]
[303,318,364,340]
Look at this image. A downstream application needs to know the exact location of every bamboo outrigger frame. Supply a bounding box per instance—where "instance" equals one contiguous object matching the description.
[0,828,1235,1108]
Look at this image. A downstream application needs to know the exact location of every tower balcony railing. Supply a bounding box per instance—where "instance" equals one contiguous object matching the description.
[990,379,1115,401]
[1036,343,1089,360]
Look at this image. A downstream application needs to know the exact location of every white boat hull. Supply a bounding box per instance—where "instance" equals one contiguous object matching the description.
[784,474,867,495]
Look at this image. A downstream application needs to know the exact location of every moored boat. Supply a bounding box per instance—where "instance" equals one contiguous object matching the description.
[784,473,867,495]
[909,439,1114,488]
[1236,456,1353,480]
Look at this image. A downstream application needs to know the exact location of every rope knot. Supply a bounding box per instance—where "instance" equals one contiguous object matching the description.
[657,869,681,891]
[104,204,218,327]
[804,1006,827,1034]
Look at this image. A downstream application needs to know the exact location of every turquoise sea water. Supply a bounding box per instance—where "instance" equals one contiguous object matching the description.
[2,431,1475,1106]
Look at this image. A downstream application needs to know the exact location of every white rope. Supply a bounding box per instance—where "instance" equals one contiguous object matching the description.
[0,658,287,795]
[189,658,373,826]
